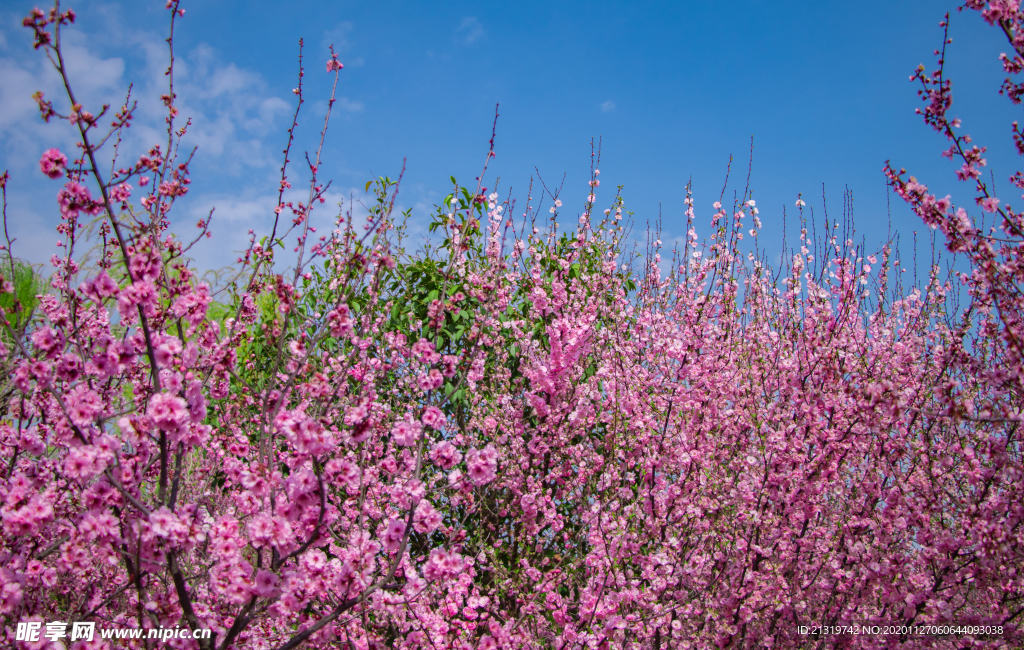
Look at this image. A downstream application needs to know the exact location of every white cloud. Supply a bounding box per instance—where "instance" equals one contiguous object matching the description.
[319,23,365,68]
[321,21,354,54]
[601,100,616,113]
[337,97,364,113]
[183,184,372,274]
[0,11,308,268]
[456,17,484,45]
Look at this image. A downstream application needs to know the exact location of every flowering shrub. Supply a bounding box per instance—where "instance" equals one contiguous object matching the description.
[0,1,1022,649]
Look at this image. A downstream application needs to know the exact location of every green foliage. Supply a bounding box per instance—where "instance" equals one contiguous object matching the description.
[223,174,635,436]
[0,258,43,335]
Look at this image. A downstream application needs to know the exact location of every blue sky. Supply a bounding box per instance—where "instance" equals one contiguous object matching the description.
[0,0,1018,275]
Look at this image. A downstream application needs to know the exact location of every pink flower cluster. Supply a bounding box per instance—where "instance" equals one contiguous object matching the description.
[3,2,1023,649]
[38,148,66,179]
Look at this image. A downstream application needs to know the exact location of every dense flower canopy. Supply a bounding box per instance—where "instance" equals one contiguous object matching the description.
[1,1,1023,649]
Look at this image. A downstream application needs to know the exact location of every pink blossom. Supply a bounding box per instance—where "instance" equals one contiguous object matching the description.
[2,495,54,536]
[327,306,353,337]
[30,326,62,355]
[66,385,101,426]
[58,180,100,219]
[429,441,461,469]
[465,445,498,486]
[185,380,207,423]
[0,581,23,614]
[255,569,279,597]
[414,500,442,534]
[38,148,67,179]
[390,417,421,447]
[153,334,183,367]
[64,445,102,479]
[411,338,440,364]
[418,368,444,391]
[422,548,464,582]
[327,458,360,489]
[248,515,275,548]
[171,283,211,325]
[421,406,445,429]
[147,392,189,432]
[271,518,293,548]
[79,512,119,543]
[109,182,133,202]
[150,506,188,541]
[129,251,161,282]
[4,4,1023,646]
[117,280,158,320]
[382,518,406,552]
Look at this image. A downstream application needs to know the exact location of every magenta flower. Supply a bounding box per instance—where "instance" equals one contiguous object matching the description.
[981,196,1001,213]
[390,417,421,447]
[150,506,187,541]
[147,392,189,432]
[57,181,99,219]
[413,501,442,534]
[248,515,274,548]
[254,569,279,597]
[30,326,62,354]
[38,148,67,179]
[411,338,440,364]
[429,441,461,470]
[382,518,406,552]
[466,445,498,486]
[66,385,101,426]
[109,182,133,202]
[417,368,444,391]
[421,406,445,429]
